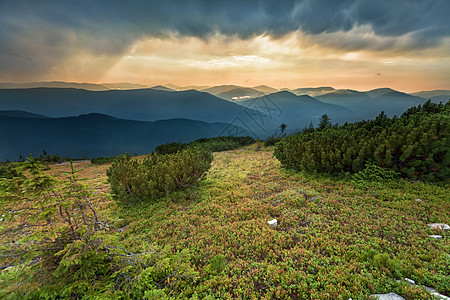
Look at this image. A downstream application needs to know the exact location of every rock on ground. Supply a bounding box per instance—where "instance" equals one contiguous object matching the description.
[427,223,450,230]
[370,293,406,300]
[429,235,443,239]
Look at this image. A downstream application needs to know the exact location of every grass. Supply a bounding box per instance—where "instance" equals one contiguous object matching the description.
[4,146,450,299]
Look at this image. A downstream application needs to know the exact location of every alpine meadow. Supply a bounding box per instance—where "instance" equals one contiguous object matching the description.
[0,1,449,299]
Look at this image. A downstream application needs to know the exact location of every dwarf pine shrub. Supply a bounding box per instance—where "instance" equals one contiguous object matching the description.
[90,155,120,165]
[274,101,449,181]
[154,142,187,155]
[107,146,213,203]
[154,136,255,155]
[0,163,22,179]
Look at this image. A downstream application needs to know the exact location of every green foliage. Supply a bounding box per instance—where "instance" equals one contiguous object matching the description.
[35,150,82,164]
[360,248,400,274]
[0,157,109,297]
[90,155,120,165]
[155,142,187,155]
[107,147,213,203]
[191,136,255,152]
[274,101,450,181]
[208,254,226,274]
[2,147,447,299]
[353,162,400,183]
[0,157,196,299]
[154,136,255,155]
[318,114,332,130]
[264,135,283,146]
[0,163,22,179]
[280,123,287,137]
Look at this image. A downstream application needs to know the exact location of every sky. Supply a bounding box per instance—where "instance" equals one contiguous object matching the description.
[0,0,449,92]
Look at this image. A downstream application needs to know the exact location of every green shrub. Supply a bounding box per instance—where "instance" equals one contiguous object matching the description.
[352,162,400,183]
[90,156,120,165]
[264,135,282,146]
[107,147,213,203]
[154,136,255,156]
[208,254,226,274]
[0,158,110,297]
[191,136,255,152]
[274,101,449,181]
[154,142,187,155]
[0,163,22,179]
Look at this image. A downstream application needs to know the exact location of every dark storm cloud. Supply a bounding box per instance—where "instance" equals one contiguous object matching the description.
[0,0,449,77]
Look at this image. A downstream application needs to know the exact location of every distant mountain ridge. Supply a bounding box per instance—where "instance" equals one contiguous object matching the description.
[0,81,109,91]
[292,87,335,97]
[0,88,261,125]
[0,113,250,161]
[411,90,450,104]
[317,88,425,119]
[0,110,50,119]
[237,91,353,134]
[0,84,442,140]
[216,87,265,101]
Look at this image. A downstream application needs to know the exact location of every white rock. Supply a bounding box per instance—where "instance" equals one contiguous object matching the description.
[415,199,422,202]
[268,219,277,228]
[370,293,406,300]
[404,277,415,285]
[431,292,450,300]
[428,223,450,230]
[424,286,437,293]
[429,235,443,239]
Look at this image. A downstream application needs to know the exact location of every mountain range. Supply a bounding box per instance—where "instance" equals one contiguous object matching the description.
[316,88,426,119]
[0,82,448,160]
[238,91,353,134]
[0,112,246,161]
[0,88,259,125]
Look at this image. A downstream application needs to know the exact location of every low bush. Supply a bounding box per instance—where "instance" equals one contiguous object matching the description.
[155,136,255,155]
[274,101,449,181]
[352,162,400,183]
[264,135,282,146]
[0,157,197,299]
[0,163,22,179]
[90,156,120,165]
[107,147,213,203]
[154,142,187,155]
[192,136,255,152]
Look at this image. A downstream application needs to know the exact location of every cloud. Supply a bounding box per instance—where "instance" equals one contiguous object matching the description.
[189,55,272,69]
[0,0,449,81]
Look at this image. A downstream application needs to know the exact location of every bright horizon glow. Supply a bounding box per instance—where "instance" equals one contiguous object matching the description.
[4,32,448,93]
[1,2,449,93]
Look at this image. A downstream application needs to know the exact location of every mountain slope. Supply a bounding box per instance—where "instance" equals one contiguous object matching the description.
[0,81,109,91]
[150,85,177,92]
[252,85,279,94]
[0,110,50,118]
[201,85,245,95]
[412,90,450,103]
[101,82,149,90]
[317,88,425,119]
[0,88,259,125]
[216,87,264,101]
[0,113,249,161]
[292,87,335,97]
[237,91,354,133]
[365,88,397,97]
[411,90,450,98]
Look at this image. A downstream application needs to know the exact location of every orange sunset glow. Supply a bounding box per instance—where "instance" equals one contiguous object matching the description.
[1,1,449,92]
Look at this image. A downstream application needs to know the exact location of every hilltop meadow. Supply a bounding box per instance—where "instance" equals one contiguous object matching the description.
[0,149,448,299]
[0,102,449,299]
